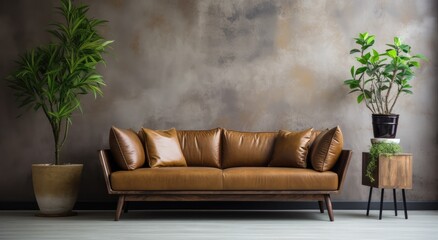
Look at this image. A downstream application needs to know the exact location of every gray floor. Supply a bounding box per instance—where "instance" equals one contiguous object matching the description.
[1,210,437,240]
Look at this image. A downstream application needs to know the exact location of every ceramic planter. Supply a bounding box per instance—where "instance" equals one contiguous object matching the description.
[32,164,83,217]
[372,114,399,138]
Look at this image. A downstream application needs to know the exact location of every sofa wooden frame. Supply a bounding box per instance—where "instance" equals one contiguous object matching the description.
[98,149,352,221]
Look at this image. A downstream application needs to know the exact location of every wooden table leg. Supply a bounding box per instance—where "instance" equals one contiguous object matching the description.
[393,189,397,216]
[366,187,373,216]
[379,189,384,220]
[318,201,324,213]
[402,189,408,219]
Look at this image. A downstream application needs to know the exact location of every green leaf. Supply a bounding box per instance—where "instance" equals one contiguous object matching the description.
[356,67,367,75]
[364,79,374,84]
[350,66,355,78]
[412,54,427,60]
[386,49,397,58]
[399,44,411,53]
[372,49,379,56]
[348,89,361,94]
[101,40,114,47]
[401,89,413,94]
[350,49,361,54]
[364,90,372,99]
[357,93,364,103]
[366,35,375,44]
[356,57,367,64]
[394,37,402,46]
[363,52,371,61]
[344,79,356,85]
[344,79,360,89]
[409,61,420,68]
[384,64,395,73]
[361,44,372,51]
[370,55,379,64]
[380,85,389,91]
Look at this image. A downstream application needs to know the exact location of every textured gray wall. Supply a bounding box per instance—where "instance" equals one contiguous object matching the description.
[0,0,437,203]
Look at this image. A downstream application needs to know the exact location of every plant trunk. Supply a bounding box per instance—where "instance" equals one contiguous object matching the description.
[55,147,60,165]
[51,121,60,165]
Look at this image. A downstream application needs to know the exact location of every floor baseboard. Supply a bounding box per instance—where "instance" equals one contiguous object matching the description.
[1,201,437,211]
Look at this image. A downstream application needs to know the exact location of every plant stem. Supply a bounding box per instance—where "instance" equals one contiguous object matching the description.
[385,48,400,114]
[59,118,70,150]
[359,50,376,114]
[389,88,402,113]
[51,120,60,165]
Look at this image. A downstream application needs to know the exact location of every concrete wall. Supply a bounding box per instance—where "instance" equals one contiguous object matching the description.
[0,0,437,203]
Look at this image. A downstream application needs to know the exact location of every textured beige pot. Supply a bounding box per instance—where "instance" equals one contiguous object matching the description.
[32,164,83,217]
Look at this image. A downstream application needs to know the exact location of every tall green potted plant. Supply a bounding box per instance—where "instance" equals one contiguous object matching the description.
[344,32,426,138]
[7,0,112,216]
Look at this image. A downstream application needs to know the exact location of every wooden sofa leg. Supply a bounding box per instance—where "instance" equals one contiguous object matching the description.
[324,194,334,221]
[115,195,125,221]
[318,201,324,213]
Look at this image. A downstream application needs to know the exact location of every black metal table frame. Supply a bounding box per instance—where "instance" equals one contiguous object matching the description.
[366,186,408,220]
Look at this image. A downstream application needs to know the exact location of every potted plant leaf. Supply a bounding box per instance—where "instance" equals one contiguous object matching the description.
[7,0,112,216]
[344,32,427,138]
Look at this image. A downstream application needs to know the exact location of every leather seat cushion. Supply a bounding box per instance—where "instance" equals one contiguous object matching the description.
[223,167,338,190]
[111,167,223,190]
[177,128,221,168]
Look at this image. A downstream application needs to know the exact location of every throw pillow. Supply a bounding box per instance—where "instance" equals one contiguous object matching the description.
[269,128,313,168]
[310,126,344,172]
[142,128,187,168]
[109,126,145,170]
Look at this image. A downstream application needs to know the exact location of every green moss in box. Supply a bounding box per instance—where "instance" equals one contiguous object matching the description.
[366,142,402,182]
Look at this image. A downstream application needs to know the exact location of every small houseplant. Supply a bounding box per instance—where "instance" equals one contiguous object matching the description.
[7,0,112,216]
[366,142,402,182]
[344,32,426,138]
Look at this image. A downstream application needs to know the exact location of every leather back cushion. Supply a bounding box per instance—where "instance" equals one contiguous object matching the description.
[310,126,344,171]
[309,129,323,146]
[177,128,222,168]
[142,128,187,168]
[109,126,145,170]
[222,130,277,168]
[269,128,313,168]
[306,129,323,168]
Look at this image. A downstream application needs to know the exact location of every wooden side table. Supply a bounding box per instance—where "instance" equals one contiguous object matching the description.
[362,152,412,220]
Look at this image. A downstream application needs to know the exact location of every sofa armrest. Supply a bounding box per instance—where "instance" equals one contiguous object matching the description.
[332,149,353,192]
[98,149,117,194]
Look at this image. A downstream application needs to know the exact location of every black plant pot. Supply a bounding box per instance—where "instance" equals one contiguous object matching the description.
[372,114,399,138]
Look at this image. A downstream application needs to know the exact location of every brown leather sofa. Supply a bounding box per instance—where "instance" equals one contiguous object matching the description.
[99,127,352,221]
